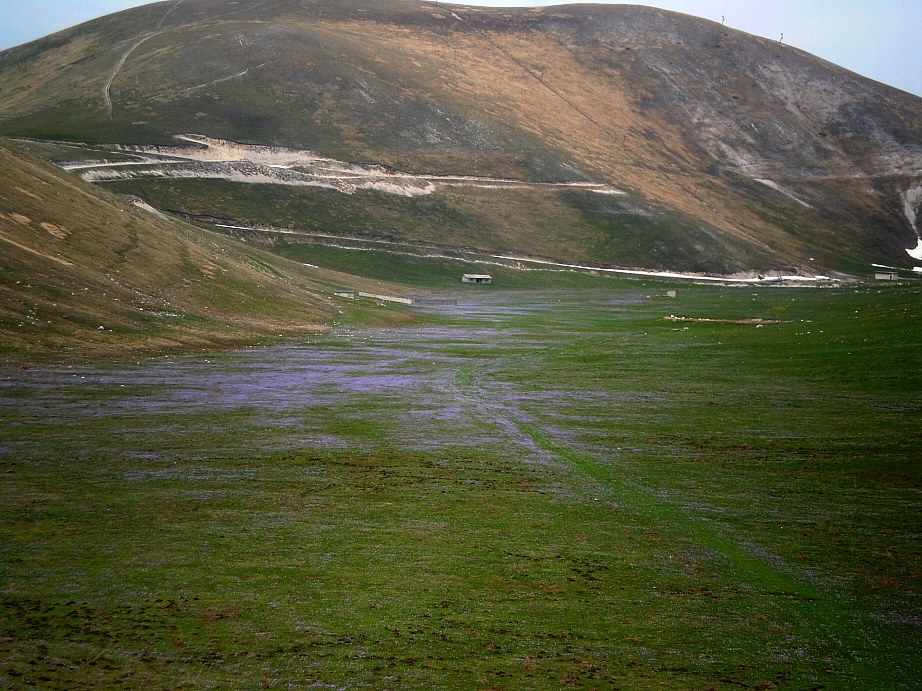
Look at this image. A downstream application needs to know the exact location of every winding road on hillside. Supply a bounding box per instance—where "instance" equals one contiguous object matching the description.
[61,135,625,198]
[104,34,161,115]
[37,135,831,283]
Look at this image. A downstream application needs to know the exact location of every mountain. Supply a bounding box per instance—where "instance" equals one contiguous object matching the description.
[0,139,413,355]
[1,0,921,276]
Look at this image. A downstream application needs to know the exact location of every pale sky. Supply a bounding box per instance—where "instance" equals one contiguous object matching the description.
[0,0,919,97]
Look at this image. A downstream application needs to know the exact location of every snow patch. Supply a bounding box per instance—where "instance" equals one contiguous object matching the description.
[906,239,922,261]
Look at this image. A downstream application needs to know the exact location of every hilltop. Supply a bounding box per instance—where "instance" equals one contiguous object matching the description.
[1,0,921,277]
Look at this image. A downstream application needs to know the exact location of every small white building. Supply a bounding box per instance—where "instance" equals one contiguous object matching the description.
[462,274,492,284]
[874,272,899,281]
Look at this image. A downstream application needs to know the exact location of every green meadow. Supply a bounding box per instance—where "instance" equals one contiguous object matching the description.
[1,280,920,689]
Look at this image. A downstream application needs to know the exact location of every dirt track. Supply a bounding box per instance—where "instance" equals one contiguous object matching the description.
[61,134,625,198]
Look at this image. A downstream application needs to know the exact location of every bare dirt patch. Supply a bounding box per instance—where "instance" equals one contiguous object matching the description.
[0,230,74,266]
[14,186,41,201]
[60,135,623,199]
[39,222,70,240]
[8,213,31,226]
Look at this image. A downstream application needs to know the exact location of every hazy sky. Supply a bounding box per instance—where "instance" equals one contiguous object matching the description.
[0,0,918,97]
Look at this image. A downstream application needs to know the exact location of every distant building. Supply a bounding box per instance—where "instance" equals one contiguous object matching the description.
[874,272,899,281]
[462,274,492,284]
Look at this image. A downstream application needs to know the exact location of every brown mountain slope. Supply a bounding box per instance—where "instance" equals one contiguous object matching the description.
[0,139,411,355]
[0,0,920,274]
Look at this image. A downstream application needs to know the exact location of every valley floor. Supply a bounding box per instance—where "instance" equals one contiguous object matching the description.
[1,288,919,688]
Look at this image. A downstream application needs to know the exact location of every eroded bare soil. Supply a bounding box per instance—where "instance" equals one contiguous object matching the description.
[61,134,624,198]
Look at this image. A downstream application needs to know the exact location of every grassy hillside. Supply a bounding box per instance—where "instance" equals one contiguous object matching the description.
[1,0,920,274]
[0,139,415,355]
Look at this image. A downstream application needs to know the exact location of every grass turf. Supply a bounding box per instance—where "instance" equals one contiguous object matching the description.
[1,283,919,688]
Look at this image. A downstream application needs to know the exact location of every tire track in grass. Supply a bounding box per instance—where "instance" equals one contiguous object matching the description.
[452,355,909,686]
[455,359,817,599]
[517,418,818,598]
[516,418,918,687]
